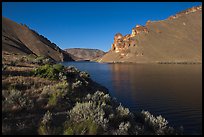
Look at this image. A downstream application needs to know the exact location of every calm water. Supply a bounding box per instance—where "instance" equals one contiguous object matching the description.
[61,62,202,135]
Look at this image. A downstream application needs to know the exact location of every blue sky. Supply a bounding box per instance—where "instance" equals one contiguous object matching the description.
[2,2,201,52]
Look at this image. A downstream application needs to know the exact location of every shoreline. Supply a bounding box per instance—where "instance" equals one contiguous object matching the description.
[2,53,183,135]
[98,61,202,65]
[63,59,202,65]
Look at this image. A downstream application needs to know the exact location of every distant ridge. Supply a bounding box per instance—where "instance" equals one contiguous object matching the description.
[65,48,106,61]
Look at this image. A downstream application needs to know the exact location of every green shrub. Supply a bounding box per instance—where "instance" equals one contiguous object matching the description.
[116,104,130,117]
[30,56,55,65]
[26,54,36,63]
[113,122,131,135]
[79,71,90,79]
[140,111,177,135]
[63,66,79,79]
[40,81,70,109]
[63,127,74,135]
[53,64,64,72]
[48,92,59,106]
[32,64,64,80]
[41,81,69,96]
[10,61,16,66]
[2,89,34,112]
[63,101,106,135]
[38,111,53,135]
[32,64,91,83]
[72,80,83,89]
[33,56,45,65]
[63,118,99,135]
[37,90,181,135]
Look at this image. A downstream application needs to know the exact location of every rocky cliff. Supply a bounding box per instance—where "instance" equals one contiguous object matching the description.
[65,48,106,61]
[99,5,202,63]
[2,16,74,62]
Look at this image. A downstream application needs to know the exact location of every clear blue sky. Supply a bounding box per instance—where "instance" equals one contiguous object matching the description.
[2,2,201,52]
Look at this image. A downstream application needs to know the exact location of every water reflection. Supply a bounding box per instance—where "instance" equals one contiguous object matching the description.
[108,64,202,106]
[62,62,202,134]
[108,64,202,134]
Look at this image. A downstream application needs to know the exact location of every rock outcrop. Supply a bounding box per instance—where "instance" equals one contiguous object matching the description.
[111,25,148,54]
[99,5,202,63]
[131,25,149,37]
[2,16,74,62]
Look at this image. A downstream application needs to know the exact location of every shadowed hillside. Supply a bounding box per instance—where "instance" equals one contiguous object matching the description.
[99,5,202,64]
[2,16,74,62]
[65,48,106,61]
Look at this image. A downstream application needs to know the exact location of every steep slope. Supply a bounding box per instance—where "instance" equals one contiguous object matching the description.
[100,5,202,63]
[65,48,106,61]
[2,16,74,62]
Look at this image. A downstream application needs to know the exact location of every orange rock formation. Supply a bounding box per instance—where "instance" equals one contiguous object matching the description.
[111,25,148,53]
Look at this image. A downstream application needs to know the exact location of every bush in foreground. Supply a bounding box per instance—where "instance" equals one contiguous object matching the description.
[2,89,34,112]
[38,91,181,135]
[32,64,64,80]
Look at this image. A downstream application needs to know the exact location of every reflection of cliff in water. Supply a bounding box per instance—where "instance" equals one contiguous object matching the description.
[108,64,202,110]
[108,64,202,134]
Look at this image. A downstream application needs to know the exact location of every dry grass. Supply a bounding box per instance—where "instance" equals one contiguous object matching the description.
[2,76,57,95]
[2,52,59,134]
[2,51,58,95]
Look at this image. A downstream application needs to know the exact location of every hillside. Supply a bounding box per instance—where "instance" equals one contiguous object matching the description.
[99,5,202,64]
[65,48,106,61]
[2,16,74,62]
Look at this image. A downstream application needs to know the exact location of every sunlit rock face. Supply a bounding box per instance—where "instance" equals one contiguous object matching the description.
[111,25,148,53]
[131,25,149,37]
[111,33,124,53]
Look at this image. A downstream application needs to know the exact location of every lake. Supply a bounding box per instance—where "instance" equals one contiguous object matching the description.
[61,62,202,135]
